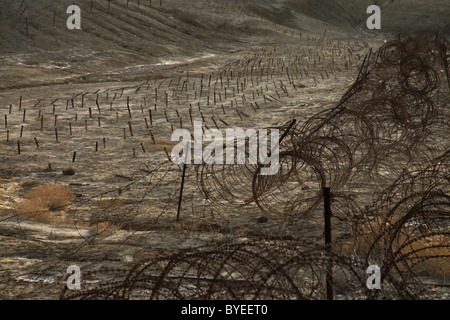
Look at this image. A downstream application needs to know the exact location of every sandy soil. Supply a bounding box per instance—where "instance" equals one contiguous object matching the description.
[0,0,448,300]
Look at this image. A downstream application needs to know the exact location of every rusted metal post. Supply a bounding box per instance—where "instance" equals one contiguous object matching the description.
[323,186,333,300]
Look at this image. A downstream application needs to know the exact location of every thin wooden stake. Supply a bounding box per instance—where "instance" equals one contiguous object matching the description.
[128,121,134,136]
[163,148,171,161]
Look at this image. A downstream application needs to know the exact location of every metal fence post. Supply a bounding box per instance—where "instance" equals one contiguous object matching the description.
[323,186,333,300]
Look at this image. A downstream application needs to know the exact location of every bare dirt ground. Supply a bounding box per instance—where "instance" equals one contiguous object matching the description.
[0,0,448,300]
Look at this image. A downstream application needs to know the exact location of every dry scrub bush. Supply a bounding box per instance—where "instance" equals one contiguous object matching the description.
[25,184,75,210]
[16,184,75,224]
[394,234,450,279]
[344,209,449,281]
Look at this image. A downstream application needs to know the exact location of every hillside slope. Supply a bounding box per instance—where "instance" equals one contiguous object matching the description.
[2,0,448,55]
[0,0,448,90]
[245,0,449,37]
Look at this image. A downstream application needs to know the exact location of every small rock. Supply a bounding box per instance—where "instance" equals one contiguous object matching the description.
[257,216,268,223]
[62,168,75,176]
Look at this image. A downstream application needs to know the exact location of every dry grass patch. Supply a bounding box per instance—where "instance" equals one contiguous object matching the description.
[98,198,121,210]
[24,184,75,210]
[343,212,449,281]
[392,233,449,279]
[15,184,75,224]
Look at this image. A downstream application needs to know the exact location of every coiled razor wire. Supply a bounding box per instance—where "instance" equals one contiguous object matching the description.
[60,34,449,300]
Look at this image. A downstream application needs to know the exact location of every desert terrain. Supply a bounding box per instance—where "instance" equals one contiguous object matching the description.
[0,0,449,300]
